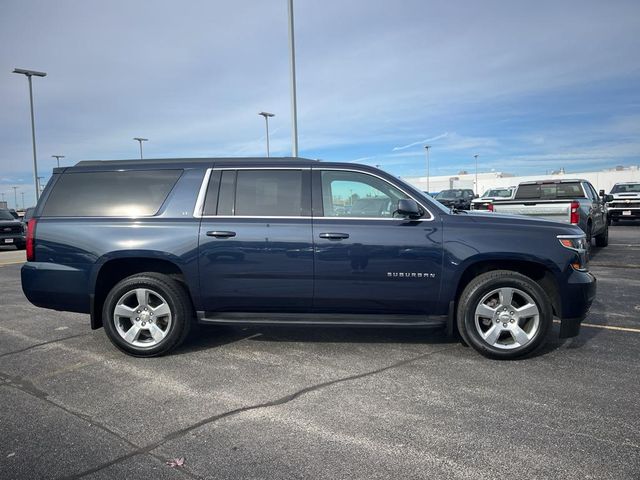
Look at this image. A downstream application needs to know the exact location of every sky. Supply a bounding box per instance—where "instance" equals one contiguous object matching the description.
[1,0,639,207]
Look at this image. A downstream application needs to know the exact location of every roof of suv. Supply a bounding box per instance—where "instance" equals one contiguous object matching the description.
[73,157,319,168]
[58,157,395,175]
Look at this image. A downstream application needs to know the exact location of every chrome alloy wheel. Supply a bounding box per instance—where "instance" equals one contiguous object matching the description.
[474,287,540,350]
[113,288,172,348]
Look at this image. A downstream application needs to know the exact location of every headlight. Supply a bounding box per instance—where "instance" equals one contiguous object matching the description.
[557,234,587,252]
[557,234,588,271]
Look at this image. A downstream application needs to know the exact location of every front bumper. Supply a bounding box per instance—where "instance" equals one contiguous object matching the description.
[608,208,640,220]
[559,270,596,338]
[0,233,25,246]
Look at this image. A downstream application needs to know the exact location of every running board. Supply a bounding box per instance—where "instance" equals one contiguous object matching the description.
[197,311,447,328]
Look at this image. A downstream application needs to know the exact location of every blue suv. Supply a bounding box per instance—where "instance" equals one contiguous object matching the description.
[21,158,596,359]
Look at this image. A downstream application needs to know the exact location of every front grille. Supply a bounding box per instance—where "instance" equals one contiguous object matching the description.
[0,225,22,234]
[611,202,640,208]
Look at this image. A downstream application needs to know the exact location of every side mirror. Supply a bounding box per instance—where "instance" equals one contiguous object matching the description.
[474,194,479,199]
[598,189,605,197]
[396,199,421,218]
[604,194,613,203]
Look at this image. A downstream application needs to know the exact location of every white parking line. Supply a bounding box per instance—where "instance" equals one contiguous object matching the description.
[554,319,640,333]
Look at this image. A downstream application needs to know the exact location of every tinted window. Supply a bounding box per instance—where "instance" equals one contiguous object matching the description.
[235,170,302,216]
[515,182,585,200]
[321,170,411,218]
[217,170,236,215]
[42,170,182,217]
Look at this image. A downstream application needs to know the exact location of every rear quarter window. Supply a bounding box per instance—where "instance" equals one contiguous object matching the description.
[515,183,584,200]
[42,170,182,217]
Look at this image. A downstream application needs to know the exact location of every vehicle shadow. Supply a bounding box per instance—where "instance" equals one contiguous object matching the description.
[175,323,583,359]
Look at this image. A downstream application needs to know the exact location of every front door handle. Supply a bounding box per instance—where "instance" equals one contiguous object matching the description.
[206,231,236,238]
[319,232,349,240]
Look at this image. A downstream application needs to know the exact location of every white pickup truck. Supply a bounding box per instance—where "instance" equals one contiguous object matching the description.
[606,182,640,223]
[492,179,610,248]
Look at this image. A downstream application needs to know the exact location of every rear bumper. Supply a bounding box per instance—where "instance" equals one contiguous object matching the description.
[559,270,596,338]
[21,262,90,313]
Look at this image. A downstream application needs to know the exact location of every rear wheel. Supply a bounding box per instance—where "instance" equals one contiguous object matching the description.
[595,223,609,247]
[457,270,553,359]
[102,273,193,357]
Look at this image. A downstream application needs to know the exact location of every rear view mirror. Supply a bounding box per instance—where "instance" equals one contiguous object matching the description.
[396,199,421,218]
[604,194,613,203]
[599,189,605,197]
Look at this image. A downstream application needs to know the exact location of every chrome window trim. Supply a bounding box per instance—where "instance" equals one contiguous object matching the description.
[193,166,435,221]
[317,167,434,221]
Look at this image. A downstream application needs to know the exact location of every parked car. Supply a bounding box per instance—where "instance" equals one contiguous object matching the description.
[22,158,595,360]
[471,187,515,211]
[434,189,475,210]
[0,208,26,249]
[492,179,610,249]
[605,182,640,223]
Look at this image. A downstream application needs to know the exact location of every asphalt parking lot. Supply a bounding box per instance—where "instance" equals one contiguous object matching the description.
[1,224,639,480]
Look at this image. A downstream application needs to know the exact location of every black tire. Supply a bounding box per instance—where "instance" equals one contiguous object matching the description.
[102,273,193,357]
[595,223,609,247]
[457,270,553,360]
[585,224,593,258]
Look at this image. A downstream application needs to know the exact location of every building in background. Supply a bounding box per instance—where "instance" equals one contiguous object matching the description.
[403,165,640,195]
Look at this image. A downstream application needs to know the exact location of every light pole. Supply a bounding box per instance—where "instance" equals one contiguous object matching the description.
[37,177,45,195]
[21,192,25,209]
[424,145,431,193]
[133,138,148,160]
[258,112,275,157]
[287,0,299,157]
[12,68,47,203]
[52,155,65,167]
[12,186,18,209]
[473,154,479,195]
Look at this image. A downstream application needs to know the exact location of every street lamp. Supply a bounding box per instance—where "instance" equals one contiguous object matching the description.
[424,145,431,193]
[133,138,148,160]
[473,154,479,195]
[21,192,25,209]
[12,186,18,209]
[287,0,299,157]
[52,155,65,167]
[258,112,275,157]
[12,68,47,203]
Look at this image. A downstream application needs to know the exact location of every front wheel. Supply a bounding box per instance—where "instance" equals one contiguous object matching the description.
[102,273,193,357]
[457,270,553,359]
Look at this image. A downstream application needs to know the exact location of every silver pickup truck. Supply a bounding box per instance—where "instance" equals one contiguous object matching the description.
[605,182,640,223]
[492,179,610,248]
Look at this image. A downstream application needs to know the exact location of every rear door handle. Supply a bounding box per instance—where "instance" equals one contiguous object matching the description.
[319,232,349,240]
[206,231,236,238]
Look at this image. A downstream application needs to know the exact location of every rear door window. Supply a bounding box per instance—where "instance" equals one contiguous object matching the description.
[42,170,182,217]
[203,169,306,217]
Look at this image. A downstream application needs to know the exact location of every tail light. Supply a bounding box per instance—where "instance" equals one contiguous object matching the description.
[26,218,37,261]
[487,203,494,212]
[570,201,580,224]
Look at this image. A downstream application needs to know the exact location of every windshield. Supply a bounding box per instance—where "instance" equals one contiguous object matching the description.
[611,183,640,193]
[436,190,463,200]
[484,189,512,198]
[0,210,16,221]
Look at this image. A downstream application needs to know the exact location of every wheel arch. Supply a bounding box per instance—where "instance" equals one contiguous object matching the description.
[452,258,561,321]
[90,253,194,330]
